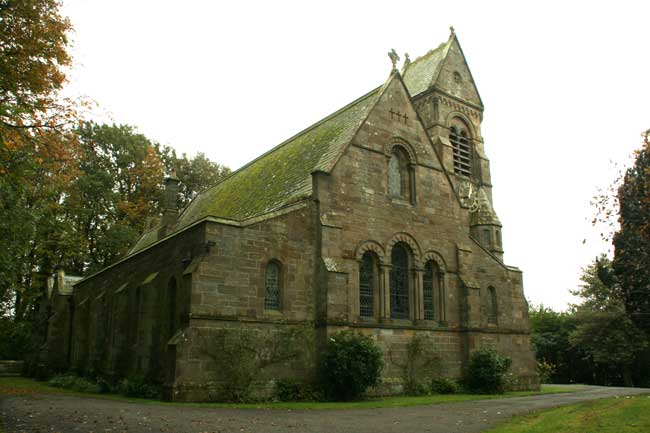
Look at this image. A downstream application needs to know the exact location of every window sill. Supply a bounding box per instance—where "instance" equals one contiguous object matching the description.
[263,309,283,317]
[389,197,414,207]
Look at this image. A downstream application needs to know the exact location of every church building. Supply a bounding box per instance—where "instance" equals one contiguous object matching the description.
[46,30,539,401]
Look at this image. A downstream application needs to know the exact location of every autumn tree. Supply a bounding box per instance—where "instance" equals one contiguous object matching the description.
[0,0,72,125]
[0,0,78,321]
[69,122,231,273]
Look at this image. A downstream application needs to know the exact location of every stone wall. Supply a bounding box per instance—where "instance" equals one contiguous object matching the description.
[69,223,205,382]
[316,74,538,391]
[169,205,318,401]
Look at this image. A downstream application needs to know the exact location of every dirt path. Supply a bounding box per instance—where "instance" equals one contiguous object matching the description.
[1,385,648,433]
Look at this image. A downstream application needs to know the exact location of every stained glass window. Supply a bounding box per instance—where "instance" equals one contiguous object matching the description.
[359,253,375,317]
[264,261,281,310]
[488,286,497,324]
[423,261,436,320]
[390,244,409,319]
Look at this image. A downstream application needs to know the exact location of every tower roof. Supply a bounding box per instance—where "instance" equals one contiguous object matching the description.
[402,40,452,96]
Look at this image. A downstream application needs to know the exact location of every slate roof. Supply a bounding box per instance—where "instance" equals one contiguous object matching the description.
[129,87,381,254]
[402,40,451,97]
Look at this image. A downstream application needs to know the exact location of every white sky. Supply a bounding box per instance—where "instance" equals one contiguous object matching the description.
[60,0,650,311]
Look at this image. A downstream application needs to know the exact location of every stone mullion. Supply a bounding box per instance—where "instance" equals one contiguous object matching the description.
[379,263,391,319]
[438,272,446,323]
[414,267,424,321]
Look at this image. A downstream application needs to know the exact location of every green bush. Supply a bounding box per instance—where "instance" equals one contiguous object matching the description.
[48,374,102,393]
[464,347,512,394]
[272,378,320,401]
[117,374,161,399]
[318,331,383,401]
[430,377,459,394]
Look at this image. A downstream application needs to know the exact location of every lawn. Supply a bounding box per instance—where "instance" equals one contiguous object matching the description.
[0,377,576,410]
[485,395,650,433]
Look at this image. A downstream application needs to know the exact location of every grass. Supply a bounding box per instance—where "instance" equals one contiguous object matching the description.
[485,395,650,433]
[0,377,577,410]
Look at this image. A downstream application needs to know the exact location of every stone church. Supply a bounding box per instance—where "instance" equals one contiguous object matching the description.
[45,30,539,400]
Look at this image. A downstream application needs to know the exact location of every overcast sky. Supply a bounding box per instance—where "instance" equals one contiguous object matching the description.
[60,0,650,311]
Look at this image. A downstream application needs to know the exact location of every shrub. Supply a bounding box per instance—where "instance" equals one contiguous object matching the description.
[430,377,459,394]
[48,374,102,393]
[464,347,512,394]
[272,378,320,401]
[537,359,556,384]
[318,331,383,401]
[117,374,161,399]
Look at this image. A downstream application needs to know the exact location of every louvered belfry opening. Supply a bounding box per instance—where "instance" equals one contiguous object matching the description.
[450,126,472,177]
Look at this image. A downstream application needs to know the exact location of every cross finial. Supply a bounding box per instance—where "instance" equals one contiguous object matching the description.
[449,25,455,35]
[388,48,400,71]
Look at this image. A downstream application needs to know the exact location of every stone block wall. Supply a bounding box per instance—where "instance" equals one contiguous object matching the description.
[68,223,204,382]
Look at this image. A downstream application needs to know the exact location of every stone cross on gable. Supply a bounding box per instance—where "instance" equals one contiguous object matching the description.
[388,49,400,71]
[389,108,409,124]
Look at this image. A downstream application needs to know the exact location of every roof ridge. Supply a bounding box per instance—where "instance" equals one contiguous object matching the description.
[408,41,448,67]
[175,86,381,223]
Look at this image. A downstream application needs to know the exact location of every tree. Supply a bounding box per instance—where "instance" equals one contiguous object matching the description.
[68,122,232,273]
[162,151,230,208]
[0,0,72,125]
[528,304,589,384]
[570,257,647,386]
[612,130,650,334]
[0,0,78,321]
[69,122,166,272]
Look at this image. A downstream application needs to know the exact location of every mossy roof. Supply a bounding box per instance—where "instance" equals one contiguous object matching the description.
[129,228,158,254]
[402,40,452,97]
[176,88,380,226]
[129,87,380,255]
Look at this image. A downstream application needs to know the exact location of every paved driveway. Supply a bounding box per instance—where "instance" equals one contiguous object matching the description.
[1,385,648,433]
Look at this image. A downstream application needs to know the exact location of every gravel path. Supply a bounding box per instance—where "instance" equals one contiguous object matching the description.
[1,385,648,433]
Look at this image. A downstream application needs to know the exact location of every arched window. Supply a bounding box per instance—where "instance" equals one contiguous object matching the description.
[450,123,472,177]
[388,147,411,200]
[390,243,410,319]
[264,261,281,310]
[359,252,377,318]
[487,286,498,324]
[423,260,438,320]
